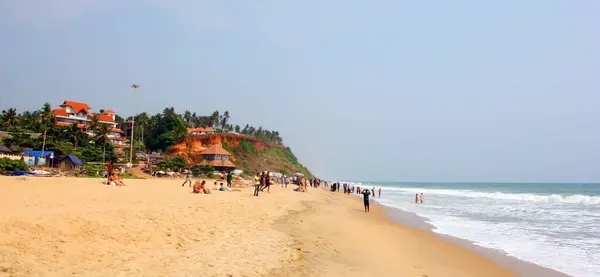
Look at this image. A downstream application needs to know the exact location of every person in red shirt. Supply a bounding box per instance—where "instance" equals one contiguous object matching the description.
[105,161,113,185]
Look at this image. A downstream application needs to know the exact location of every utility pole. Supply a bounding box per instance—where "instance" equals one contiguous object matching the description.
[129,83,140,168]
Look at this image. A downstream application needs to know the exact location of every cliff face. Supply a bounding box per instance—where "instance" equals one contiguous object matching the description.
[167,134,311,178]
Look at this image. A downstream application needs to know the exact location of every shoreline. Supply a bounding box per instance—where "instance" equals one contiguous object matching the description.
[0,177,525,276]
[380,201,572,277]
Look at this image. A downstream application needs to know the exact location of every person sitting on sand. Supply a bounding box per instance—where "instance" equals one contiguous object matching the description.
[115,172,126,186]
[193,180,206,194]
[107,173,117,186]
[219,183,230,192]
[293,184,306,192]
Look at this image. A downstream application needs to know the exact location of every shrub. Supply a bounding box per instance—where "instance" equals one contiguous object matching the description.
[191,165,214,177]
[157,156,187,171]
[238,141,256,154]
[0,158,29,172]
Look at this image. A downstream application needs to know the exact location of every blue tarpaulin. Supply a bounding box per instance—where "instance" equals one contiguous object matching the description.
[63,154,84,166]
[23,150,54,158]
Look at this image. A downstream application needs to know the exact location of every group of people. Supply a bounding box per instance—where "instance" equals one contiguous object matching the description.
[104,161,126,186]
[253,171,272,196]
[191,180,232,194]
[330,182,382,198]
[415,193,424,203]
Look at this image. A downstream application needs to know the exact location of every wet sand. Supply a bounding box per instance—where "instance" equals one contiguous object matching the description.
[0,177,514,277]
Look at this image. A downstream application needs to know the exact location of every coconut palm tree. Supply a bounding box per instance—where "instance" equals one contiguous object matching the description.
[135,112,150,146]
[68,123,80,151]
[1,108,19,129]
[183,110,192,127]
[39,103,54,157]
[95,124,110,163]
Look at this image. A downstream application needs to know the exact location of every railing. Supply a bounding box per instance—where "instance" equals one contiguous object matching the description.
[0,154,22,160]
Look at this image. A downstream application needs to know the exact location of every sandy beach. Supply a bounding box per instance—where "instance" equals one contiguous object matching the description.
[0,177,515,277]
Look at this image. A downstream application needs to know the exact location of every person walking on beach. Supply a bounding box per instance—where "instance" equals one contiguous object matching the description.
[181,170,192,187]
[362,188,371,212]
[226,171,233,188]
[420,193,424,203]
[371,187,376,199]
[253,172,261,196]
[378,188,382,198]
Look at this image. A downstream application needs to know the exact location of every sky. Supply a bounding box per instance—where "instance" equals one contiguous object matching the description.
[0,0,599,182]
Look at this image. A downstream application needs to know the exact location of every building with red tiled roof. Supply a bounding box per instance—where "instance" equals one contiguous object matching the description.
[60,100,91,114]
[197,144,236,171]
[52,100,129,152]
[187,127,215,135]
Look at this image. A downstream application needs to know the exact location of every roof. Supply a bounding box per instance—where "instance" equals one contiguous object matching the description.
[96,114,115,123]
[52,108,68,117]
[0,145,11,153]
[55,122,88,129]
[23,150,54,158]
[188,127,215,133]
[200,144,231,155]
[197,159,236,168]
[61,154,84,166]
[103,109,116,114]
[109,128,125,134]
[60,101,91,113]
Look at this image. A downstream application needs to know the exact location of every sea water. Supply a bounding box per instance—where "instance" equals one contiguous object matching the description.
[345,182,600,277]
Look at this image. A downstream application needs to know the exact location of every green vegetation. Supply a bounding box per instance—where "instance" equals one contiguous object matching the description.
[226,142,312,178]
[1,104,313,178]
[156,156,187,171]
[1,103,117,163]
[0,158,29,172]
[143,108,187,151]
[191,165,214,177]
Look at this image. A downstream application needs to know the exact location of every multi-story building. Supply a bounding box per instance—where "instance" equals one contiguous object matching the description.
[52,100,129,151]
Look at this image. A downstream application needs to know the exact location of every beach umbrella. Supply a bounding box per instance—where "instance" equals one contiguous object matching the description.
[294,172,304,177]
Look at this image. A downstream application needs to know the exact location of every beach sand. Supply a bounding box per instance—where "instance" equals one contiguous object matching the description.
[0,177,515,277]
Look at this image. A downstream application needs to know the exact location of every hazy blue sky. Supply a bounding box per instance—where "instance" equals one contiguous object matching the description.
[1,0,598,182]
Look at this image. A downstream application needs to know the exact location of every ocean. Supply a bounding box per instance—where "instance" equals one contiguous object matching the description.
[342,182,600,277]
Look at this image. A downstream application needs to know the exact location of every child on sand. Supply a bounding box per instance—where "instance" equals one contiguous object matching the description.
[254,172,260,196]
[181,171,192,187]
[107,173,117,186]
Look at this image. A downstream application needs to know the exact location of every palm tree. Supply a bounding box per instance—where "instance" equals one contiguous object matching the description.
[219,111,230,131]
[135,112,150,146]
[39,103,54,157]
[210,111,219,129]
[95,124,110,163]
[1,108,19,129]
[68,123,80,151]
[89,114,100,134]
[183,110,192,127]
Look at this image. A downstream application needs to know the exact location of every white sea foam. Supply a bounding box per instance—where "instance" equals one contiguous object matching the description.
[384,187,600,205]
[372,185,600,277]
